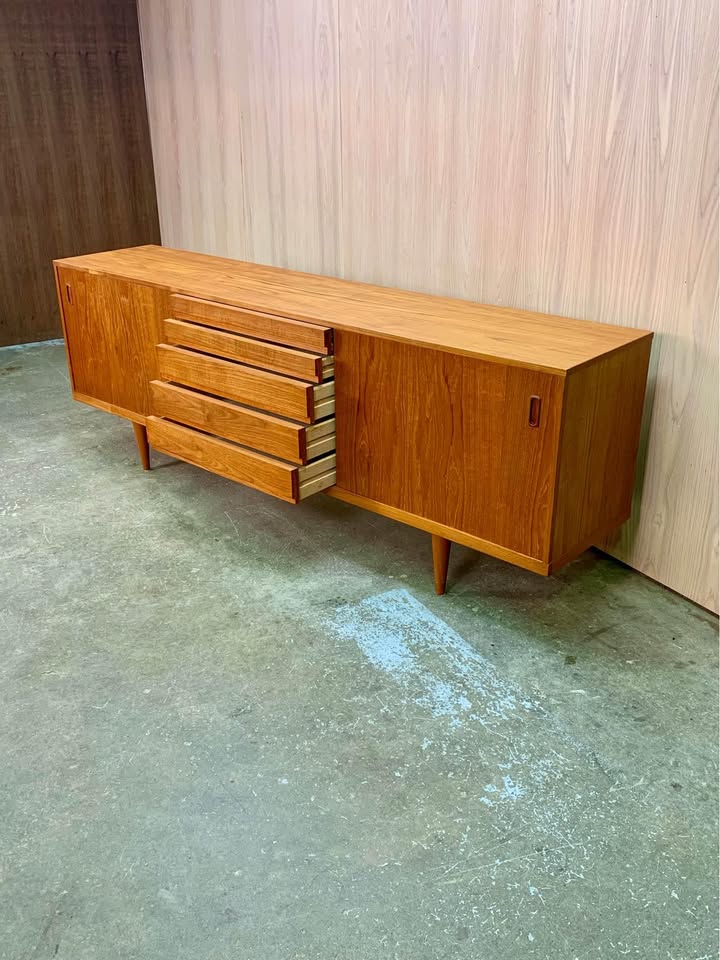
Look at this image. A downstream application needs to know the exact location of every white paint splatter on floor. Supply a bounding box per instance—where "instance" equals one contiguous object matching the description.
[326,586,712,952]
[329,588,621,852]
[331,587,538,731]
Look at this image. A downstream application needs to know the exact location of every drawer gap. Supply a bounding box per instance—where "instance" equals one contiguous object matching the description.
[298,453,336,481]
[306,435,336,459]
[314,397,335,419]
[305,417,336,441]
[298,468,336,500]
[313,380,336,401]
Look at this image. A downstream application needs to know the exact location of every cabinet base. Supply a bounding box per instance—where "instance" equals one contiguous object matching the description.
[326,487,550,576]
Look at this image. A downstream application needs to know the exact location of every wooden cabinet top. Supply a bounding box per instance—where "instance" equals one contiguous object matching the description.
[55,245,652,375]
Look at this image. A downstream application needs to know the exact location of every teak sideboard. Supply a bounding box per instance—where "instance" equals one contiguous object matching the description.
[53,245,653,594]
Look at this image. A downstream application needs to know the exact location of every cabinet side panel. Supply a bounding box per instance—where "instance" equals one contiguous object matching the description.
[335,331,563,560]
[551,338,653,566]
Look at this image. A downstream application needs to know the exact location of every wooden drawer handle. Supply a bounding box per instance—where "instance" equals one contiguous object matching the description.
[528,395,541,427]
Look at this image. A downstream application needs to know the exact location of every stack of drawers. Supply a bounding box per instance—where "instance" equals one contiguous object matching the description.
[146,295,336,503]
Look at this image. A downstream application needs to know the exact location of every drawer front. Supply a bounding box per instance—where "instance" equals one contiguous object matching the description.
[147,417,336,504]
[171,294,332,354]
[151,298,336,503]
[163,318,331,383]
[151,380,335,465]
[148,416,297,501]
[157,344,322,423]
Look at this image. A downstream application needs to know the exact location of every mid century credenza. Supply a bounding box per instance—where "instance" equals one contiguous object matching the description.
[53,245,653,594]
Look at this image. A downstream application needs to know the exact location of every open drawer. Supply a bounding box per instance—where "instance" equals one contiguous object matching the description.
[149,299,336,504]
[150,381,335,465]
[156,345,334,424]
[147,417,336,504]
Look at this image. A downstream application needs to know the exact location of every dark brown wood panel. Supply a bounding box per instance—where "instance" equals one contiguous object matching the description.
[334,331,564,560]
[0,0,159,346]
[57,265,168,420]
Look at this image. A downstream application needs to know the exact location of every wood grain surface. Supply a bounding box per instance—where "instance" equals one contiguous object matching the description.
[57,265,168,419]
[137,0,718,609]
[326,487,550,576]
[171,294,333,355]
[334,331,564,561]
[162,319,326,382]
[138,0,340,276]
[156,344,315,422]
[56,246,649,373]
[0,0,159,345]
[147,416,301,503]
[552,340,654,564]
[150,380,310,463]
[147,415,336,502]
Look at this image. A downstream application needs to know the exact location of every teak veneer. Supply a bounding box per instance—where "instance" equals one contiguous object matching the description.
[54,245,653,594]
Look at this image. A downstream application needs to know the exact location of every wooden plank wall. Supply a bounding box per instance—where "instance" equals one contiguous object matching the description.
[0,0,160,346]
[138,0,719,612]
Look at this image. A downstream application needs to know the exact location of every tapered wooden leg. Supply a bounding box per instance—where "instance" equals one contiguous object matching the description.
[132,422,150,471]
[431,534,451,595]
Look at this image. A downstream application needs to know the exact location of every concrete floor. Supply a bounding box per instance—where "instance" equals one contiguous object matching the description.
[0,341,717,960]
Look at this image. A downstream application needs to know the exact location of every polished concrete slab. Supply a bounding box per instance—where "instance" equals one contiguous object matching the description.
[1,341,717,960]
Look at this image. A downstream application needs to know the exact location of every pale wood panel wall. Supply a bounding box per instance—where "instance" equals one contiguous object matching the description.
[138,0,341,276]
[138,0,719,611]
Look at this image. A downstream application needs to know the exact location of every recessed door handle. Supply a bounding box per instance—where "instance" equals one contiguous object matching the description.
[528,395,541,427]
[65,283,72,305]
